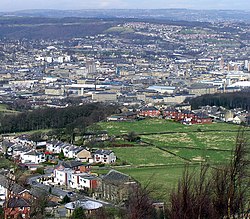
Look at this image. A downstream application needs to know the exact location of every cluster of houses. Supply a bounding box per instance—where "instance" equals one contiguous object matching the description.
[53,160,98,191]
[107,104,249,125]
[1,137,116,169]
[0,136,120,218]
[108,105,212,124]
[0,173,54,219]
[0,167,141,218]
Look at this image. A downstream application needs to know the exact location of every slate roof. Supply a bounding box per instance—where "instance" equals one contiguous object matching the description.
[24,150,42,156]
[1,140,15,148]
[0,175,26,194]
[141,106,159,111]
[6,197,31,208]
[29,187,48,198]
[13,145,30,153]
[195,112,210,119]
[102,169,131,185]
[94,149,113,155]
[58,160,84,169]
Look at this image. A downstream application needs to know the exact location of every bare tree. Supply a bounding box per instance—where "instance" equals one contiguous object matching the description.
[167,165,214,219]
[166,127,250,219]
[125,184,157,219]
[30,191,48,219]
[212,127,250,218]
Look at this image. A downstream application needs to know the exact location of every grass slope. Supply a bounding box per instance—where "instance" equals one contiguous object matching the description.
[97,119,248,197]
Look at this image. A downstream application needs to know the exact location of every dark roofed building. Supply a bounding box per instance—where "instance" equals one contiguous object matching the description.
[55,160,91,173]
[4,196,31,219]
[139,106,160,117]
[96,169,136,205]
[102,169,131,185]
[188,83,218,96]
[59,160,84,169]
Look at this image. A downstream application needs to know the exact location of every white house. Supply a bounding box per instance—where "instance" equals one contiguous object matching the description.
[20,150,46,164]
[78,174,97,189]
[46,141,67,154]
[0,175,28,206]
[54,168,72,186]
[54,169,97,190]
[93,150,116,164]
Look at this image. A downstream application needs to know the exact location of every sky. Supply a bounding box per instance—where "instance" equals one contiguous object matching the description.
[1,0,250,12]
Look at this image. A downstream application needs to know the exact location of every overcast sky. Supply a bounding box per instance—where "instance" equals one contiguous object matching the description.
[1,0,250,12]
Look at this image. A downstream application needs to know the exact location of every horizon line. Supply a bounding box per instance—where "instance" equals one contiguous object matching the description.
[1,8,250,13]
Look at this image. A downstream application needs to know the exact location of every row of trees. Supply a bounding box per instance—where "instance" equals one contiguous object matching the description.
[187,90,250,110]
[0,103,117,134]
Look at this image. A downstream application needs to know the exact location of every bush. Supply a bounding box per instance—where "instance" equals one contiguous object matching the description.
[35,167,44,175]
[60,195,71,204]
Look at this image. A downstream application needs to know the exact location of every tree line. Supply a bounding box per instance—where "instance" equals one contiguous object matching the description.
[0,103,117,134]
[187,90,250,110]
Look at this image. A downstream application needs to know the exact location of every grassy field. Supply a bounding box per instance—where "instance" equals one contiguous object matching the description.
[93,165,200,200]
[110,147,185,166]
[99,119,241,135]
[97,119,248,198]
[0,104,19,114]
[105,26,134,34]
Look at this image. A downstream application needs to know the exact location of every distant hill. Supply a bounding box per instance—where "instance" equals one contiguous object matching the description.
[1,9,250,23]
[0,16,211,40]
[0,17,118,39]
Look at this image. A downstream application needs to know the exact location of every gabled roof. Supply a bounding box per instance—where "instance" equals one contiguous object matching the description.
[102,169,131,185]
[181,110,193,114]
[94,149,113,155]
[0,175,26,194]
[141,106,159,111]
[24,150,42,156]
[6,197,31,208]
[57,160,84,169]
[1,140,15,148]
[29,187,48,198]
[73,147,85,154]
[195,112,210,119]
[13,145,30,153]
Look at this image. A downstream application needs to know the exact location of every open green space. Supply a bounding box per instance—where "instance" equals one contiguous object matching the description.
[99,119,241,135]
[110,147,185,166]
[93,165,200,200]
[97,119,248,199]
[0,104,18,114]
[105,26,134,34]
[141,131,236,150]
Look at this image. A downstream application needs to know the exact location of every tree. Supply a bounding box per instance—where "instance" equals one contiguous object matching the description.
[166,165,214,219]
[60,195,71,204]
[0,206,3,218]
[166,127,250,219]
[212,127,250,218]
[30,191,48,219]
[125,184,157,219]
[124,131,140,142]
[58,149,65,160]
[70,207,87,219]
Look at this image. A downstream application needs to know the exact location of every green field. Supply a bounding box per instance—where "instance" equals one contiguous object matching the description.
[93,165,200,200]
[105,26,134,34]
[0,104,19,114]
[111,147,185,166]
[99,119,241,135]
[97,119,248,198]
